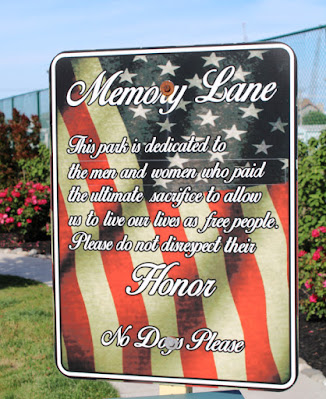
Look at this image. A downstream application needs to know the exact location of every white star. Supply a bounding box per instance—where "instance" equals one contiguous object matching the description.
[130,104,151,119]
[252,140,273,155]
[248,50,267,60]
[157,119,176,132]
[208,150,229,163]
[186,74,203,89]
[153,177,172,189]
[239,104,263,119]
[181,132,205,141]
[158,60,180,76]
[166,153,189,168]
[119,68,137,84]
[202,53,225,67]
[280,159,289,169]
[195,174,208,183]
[198,110,219,126]
[133,55,148,62]
[177,99,191,111]
[269,117,288,133]
[232,66,251,82]
[223,125,247,141]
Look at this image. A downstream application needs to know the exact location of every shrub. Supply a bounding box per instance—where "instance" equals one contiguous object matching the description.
[299,226,326,320]
[17,143,50,186]
[0,109,41,189]
[298,130,326,251]
[0,181,50,241]
[302,110,326,125]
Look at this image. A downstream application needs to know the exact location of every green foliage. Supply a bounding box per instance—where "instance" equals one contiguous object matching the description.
[299,227,326,320]
[18,144,50,186]
[298,131,326,250]
[0,109,42,189]
[302,110,326,125]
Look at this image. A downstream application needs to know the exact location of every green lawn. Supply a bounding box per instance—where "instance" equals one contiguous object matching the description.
[0,275,119,399]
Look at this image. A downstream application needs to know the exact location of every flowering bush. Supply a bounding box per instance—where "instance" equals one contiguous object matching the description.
[299,226,326,320]
[0,181,50,241]
[298,131,326,251]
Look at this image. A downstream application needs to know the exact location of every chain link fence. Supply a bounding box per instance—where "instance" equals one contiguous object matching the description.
[262,25,326,143]
[0,89,50,147]
[0,25,325,145]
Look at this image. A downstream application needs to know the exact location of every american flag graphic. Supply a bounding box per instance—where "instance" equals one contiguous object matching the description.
[51,44,296,388]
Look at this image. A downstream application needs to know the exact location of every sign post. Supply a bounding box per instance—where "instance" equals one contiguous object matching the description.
[159,385,192,394]
[51,43,297,391]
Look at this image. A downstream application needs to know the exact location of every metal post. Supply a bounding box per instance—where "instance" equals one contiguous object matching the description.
[37,90,40,118]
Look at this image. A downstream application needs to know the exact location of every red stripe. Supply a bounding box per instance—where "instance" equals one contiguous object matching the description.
[267,183,289,283]
[146,201,218,380]
[58,186,95,372]
[59,81,151,376]
[208,191,280,383]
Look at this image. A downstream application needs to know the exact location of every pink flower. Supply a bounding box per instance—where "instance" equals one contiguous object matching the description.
[318,226,326,233]
[17,208,24,215]
[34,206,40,212]
[312,251,321,261]
[33,183,44,191]
[5,206,11,212]
[5,217,14,224]
[298,250,307,258]
[6,197,12,202]
[323,281,326,288]
[11,190,20,198]
[3,213,8,219]
[28,188,35,194]
[0,191,7,197]
[312,229,320,238]
[26,218,32,224]
[17,222,22,227]
[305,279,313,289]
[309,294,318,303]
[37,199,47,205]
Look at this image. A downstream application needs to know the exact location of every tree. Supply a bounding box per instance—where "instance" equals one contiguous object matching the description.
[302,110,326,125]
[0,108,41,188]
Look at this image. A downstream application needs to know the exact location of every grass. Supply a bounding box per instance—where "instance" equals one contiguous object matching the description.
[0,275,119,399]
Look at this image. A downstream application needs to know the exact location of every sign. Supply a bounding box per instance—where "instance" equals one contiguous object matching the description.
[51,43,297,390]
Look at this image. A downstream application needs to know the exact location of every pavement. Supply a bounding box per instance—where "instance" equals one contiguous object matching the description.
[1,248,326,398]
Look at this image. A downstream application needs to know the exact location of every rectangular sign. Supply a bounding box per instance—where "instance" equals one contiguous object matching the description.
[51,43,297,390]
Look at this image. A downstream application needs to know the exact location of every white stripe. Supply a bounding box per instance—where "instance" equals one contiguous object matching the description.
[72,57,184,378]
[57,112,122,373]
[241,185,290,382]
[179,200,246,381]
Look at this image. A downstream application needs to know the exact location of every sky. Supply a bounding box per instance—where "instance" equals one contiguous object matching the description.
[0,0,325,99]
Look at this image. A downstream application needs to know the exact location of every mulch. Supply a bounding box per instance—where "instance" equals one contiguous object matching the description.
[0,233,51,255]
[0,233,325,377]
[299,312,326,376]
